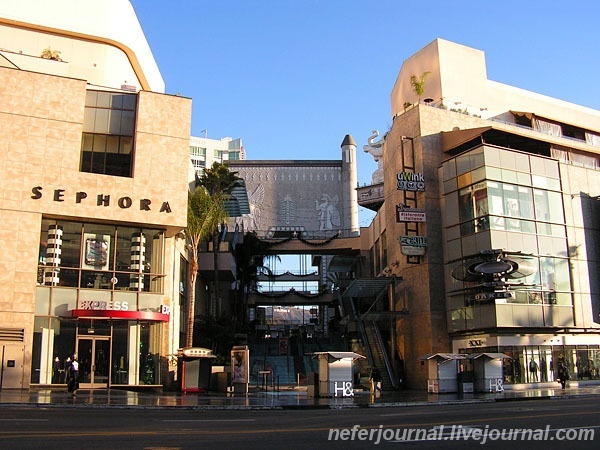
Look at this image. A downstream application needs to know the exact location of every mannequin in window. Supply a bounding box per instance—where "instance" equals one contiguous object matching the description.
[529,359,539,382]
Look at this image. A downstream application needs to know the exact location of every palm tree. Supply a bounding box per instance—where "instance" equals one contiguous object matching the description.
[410,71,430,103]
[196,162,241,316]
[197,161,240,195]
[185,186,228,348]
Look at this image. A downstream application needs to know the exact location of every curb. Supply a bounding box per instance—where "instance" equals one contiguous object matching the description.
[2,389,599,411]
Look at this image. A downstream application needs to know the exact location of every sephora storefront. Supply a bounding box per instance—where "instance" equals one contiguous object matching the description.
[32,218,171,388]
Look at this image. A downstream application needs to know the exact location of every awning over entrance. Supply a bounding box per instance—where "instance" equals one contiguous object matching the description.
[70,309,170,322]
[441,126,491,152]
[419,353,466,361]
[311,351,365,361]
[466,353,511,360]
[341,277,394,299]
[440,120,595,155]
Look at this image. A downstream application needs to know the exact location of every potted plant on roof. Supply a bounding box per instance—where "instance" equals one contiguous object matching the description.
[40,47,62,61]
[410,71,430,104]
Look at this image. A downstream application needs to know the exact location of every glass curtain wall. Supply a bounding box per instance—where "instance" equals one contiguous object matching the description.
[444,146,573,332]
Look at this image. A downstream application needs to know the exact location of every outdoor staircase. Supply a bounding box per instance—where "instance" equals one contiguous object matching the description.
[248,340,297,386]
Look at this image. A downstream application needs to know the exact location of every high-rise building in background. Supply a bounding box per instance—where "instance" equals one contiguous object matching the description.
[190,135,245,177]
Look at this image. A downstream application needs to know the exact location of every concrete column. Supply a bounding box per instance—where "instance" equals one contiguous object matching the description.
[340,134,358,236]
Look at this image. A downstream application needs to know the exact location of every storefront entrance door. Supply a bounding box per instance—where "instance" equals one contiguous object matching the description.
[76,337,110,388]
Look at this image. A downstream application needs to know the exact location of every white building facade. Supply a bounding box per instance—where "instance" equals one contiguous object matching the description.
[190,135,245,177]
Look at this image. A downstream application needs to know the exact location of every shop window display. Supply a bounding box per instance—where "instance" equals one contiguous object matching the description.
[38,219,164,293]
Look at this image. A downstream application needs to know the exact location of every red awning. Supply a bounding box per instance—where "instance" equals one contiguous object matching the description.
[70,309,170,322]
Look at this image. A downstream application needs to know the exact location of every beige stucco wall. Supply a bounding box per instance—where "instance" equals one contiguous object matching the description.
[0,67,190,228]
[0,66,191,387]
[377,106,450,388]
[391,38,600,133]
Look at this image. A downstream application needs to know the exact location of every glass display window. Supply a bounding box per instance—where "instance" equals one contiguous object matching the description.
[37,220,165,293]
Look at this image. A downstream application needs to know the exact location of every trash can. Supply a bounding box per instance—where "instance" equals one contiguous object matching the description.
[307,371,319,398]
[211,366,231,393]
[458,370,474,393]
[178,347,215,393]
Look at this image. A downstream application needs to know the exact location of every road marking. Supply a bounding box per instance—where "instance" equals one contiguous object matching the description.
[0,419,48,421]
[143,447,181,450]
[162,419,256,422]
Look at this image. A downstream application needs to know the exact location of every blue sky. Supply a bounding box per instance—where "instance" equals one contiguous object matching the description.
[130,0,599,227]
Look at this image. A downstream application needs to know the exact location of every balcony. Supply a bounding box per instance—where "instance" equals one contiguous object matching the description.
[357,183,384,211]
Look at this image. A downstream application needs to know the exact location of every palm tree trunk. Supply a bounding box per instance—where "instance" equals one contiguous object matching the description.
[213,230,220,316]
[186,255,198,348]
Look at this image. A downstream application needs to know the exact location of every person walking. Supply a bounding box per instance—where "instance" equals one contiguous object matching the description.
[557,359,570,389]
[370,367,382,396]
[67,354,79,396]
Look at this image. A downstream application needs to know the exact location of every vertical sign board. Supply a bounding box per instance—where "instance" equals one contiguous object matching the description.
[279,338,288,355]
[231,346,250,394]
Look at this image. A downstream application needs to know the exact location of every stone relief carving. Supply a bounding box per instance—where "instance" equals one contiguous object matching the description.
[316,194,341,230]
[242,183,264,231]
[281,194,296,225]
[363,129,387,184]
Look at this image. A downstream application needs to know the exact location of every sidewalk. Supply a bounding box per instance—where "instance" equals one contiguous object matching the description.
[2,381,600,410]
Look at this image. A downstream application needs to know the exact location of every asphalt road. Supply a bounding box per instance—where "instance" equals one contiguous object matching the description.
[0,397,598,449]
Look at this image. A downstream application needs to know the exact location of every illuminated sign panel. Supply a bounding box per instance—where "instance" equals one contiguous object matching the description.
[396,172,425,191]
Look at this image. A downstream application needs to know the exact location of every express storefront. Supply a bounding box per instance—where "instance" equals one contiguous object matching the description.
[32,218,173,388]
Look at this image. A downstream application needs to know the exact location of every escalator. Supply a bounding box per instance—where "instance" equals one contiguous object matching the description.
[336,277,402,390]
[359,319,398,390]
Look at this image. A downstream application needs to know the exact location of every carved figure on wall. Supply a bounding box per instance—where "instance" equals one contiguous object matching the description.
[316,194,340,231]
[242,183,265,231]
[363,130,387,184]
[281,194,296,225]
